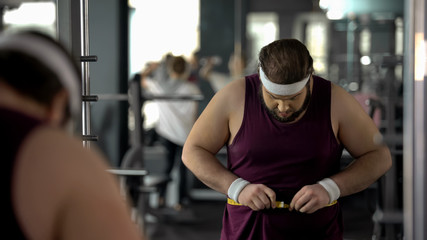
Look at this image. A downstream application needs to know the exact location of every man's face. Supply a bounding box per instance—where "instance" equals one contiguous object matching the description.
[259,79,311,123]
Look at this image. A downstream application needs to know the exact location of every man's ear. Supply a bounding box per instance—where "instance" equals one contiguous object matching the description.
[46,90,69,126]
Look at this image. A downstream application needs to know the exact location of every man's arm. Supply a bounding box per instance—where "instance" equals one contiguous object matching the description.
[330,84,392,196]
[290,83,392,213]
[182,78,277,210]
[182,79,242,194]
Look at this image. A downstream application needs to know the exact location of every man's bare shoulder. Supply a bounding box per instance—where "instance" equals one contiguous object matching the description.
[330,82,377,136]
[15,126,141,240]
[330,82,345,96]
[18,126,110,179]
[331,82,365,113]
[189,77,246,148]
[213,77,246,108]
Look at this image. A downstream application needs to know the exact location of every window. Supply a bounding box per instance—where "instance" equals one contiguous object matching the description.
[2,2,56,36]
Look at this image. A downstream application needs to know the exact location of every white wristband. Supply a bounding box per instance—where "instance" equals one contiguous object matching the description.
[317,178,340,204]
[227,178,250,203]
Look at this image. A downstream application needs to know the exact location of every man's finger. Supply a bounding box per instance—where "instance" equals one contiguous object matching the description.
[298,198,314,213]
[258,194,272,209]
[251,199,265,211]
[264,188,276,208]
[293,192,311,211]
[290,190,304,211]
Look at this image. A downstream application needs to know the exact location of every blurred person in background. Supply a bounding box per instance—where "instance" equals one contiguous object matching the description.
[201,52,253,92]
[141,55,201,210]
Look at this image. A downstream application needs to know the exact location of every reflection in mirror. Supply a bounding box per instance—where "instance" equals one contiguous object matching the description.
[125,1,405,239]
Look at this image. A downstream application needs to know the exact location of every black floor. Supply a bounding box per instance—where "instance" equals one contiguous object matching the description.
[143,191,377,240]
[145,200,223,240]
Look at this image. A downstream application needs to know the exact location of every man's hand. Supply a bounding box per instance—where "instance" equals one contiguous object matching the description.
[289,184,330,213]
[237,184,276,211]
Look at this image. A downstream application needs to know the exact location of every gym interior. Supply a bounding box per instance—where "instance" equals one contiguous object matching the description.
[1,0,426,239]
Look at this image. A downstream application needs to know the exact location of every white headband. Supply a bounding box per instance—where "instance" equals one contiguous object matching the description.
[0,33,81,122]
[259,67,310,96]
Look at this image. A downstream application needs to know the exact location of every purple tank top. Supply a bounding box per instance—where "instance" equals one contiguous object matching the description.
[221,74,344,240]
[1,107,42,239]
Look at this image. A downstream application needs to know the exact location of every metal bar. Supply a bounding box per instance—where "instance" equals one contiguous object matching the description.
[129,79,143,147]
[82,95,98,102]
[377,133,403,145]
[107,168,148,176]
[97,94,129,101]
[80,55,98,62]
[382,56,398,240]
[82,135,98,141]
[96,93,204,101]
[416,0,427,237]
[80,0,91,148]
[143,94,204,101]
[413,81,426,240]
[404,0,427,239]
[372,209,404,224]
[403,0,415,238]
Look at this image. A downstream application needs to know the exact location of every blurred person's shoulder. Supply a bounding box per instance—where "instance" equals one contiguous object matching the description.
[18,126,110,172]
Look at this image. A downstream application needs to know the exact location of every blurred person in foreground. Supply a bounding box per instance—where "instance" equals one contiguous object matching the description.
[182,39,392,239]
[1,30,144,240]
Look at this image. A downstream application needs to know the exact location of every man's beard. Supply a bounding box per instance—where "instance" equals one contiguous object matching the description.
[259,83,311,123]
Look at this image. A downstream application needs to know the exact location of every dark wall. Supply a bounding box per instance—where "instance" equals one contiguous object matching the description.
[88,0,128,167]
[199,0,235,73]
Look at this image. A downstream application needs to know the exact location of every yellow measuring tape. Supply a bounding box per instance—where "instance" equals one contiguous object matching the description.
[227,198,337,209]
